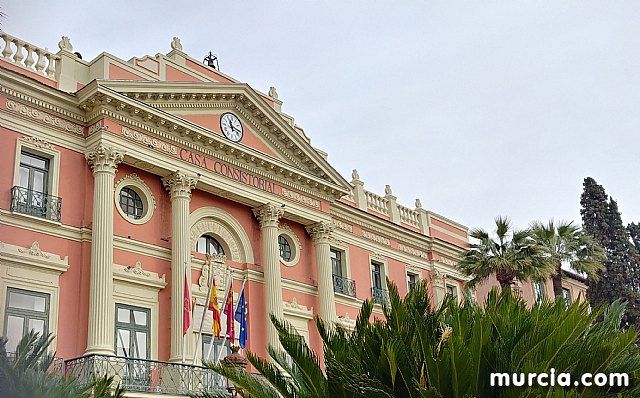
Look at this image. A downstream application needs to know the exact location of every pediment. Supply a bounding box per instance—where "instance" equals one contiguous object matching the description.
[90,80,349,192]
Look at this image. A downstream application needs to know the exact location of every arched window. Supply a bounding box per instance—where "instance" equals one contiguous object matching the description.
[278,235,292,262]
[196,235,225,255]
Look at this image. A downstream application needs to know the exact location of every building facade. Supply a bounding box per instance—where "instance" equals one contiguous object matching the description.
[0,33,584,395]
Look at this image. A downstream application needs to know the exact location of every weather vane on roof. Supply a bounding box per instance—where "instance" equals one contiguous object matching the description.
[203,51,219,71]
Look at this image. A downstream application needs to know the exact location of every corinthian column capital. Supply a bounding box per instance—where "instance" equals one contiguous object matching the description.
[85,143,124,174]
[306,221,334,245]
[162,171,198,200]
[252,203,284,229]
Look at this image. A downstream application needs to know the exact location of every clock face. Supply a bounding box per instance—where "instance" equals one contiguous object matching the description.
[220,112,243,142]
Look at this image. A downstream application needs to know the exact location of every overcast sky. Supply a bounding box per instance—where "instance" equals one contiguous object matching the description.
[4,1,639,230]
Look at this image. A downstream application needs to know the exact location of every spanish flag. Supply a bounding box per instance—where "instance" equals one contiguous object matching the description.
[208,277,221,338]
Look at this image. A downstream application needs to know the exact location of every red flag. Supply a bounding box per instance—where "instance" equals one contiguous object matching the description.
[183,270,192,335]
[223,290,235,341]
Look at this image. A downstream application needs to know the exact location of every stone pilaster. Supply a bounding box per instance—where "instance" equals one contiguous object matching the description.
[431,270,446,307]
[252,203,285,353]
[306,221,336,327]
[163,171,198,362]
[85,143,124,355]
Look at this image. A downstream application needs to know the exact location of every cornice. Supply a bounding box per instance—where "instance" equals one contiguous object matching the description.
[0,68,85,123]
[89,80,351,190]
[77,86,347,201]
[92,108,342,202]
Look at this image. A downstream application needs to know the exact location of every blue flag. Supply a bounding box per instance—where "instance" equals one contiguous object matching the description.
[234,288,248,348]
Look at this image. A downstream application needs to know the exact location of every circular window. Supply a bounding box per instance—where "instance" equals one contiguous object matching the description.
[278,235,292,262]
[196,235,225,255]
[114,174,156,225]
[119,187,144,220]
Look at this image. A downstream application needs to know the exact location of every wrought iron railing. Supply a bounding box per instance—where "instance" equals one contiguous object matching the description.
[371,287,390,305]
[64,354,227,396]
[10,186,62,222]
[333,274,357,297]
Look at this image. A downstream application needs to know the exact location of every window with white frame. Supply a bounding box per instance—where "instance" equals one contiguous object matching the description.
[534,281,546,302]
[3,288,50,353]
[446,283,458,300]
[202,334,231,363]
[115,304,150,359]
[196,235,225,256]
[407,273,419,292]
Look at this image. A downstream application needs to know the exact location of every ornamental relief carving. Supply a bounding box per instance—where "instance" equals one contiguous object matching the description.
[18,136,54,150]
[198,255,228,292]
[6,99,84,135]
[190,219,242,263]
[85,143,124,173]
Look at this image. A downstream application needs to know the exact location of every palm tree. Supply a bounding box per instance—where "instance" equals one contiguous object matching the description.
[530,219,606,298]
[205,279,640,397]
[0,331,124,398]
[459,216,555,290]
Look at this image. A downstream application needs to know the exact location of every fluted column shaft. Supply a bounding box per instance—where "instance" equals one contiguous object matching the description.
[85,144,124,355]
[307,222,336,327]
[253,203,284,353]
[163,171,198,362]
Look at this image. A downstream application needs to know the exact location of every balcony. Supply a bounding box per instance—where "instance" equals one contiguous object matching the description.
[371,287,390,305]
[10,186,62,222]
[64,354,227,396]
[332,274,357,297]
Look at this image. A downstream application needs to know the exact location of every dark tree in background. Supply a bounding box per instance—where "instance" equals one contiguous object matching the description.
[580,177,640,327]
[629,222,640,253]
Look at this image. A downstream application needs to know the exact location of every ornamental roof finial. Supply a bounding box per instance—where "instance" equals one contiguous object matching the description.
[385,184,393,196]
[415,198,422,209]
[171,37,183,51]
[351,169,360,181]
[58,36,73,52]
[268,86,279,99]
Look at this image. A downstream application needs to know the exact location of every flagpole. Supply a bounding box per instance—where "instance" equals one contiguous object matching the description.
[205,268,234,361]
[192,261,220,365]
[214,275,247,365]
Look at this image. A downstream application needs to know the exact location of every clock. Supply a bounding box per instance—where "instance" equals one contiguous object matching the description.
[220,112,243,142]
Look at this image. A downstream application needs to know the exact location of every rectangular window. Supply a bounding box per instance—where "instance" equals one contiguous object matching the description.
[3,288,50,353]
[562,288,572,303]
[407,273,418,292]
[115,304,150,359]
[446,284,458,299]
[14,152,51,219]
[115,304,151,392]
[534,281,546,302]
[371,262,383,290]
[202,334,231,363]
[330,249,343,277]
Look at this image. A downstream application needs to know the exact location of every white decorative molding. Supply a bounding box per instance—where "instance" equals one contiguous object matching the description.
[332,219,353,233]
[189,207,255,264]
[278,224,301,267]
[337,313,356,330]
[6,99,83,135]
[112,262,166,290]
[17,135,53,150]
[197,254,228,293]
[114,173,157,225]
[361,229,391,246]
[282,297,313,319]
[0,241,68,273]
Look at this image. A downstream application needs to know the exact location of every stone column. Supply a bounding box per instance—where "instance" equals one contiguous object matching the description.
[306,222,336,327]
[163,171,198,362]
[85,143,124,355]
[252,203,284,353]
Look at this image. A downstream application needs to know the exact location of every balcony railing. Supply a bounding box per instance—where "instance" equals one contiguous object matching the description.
[371,287,390,305]
[333,274,357,297]
[10,186,62,222]
[64,354,227,396]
